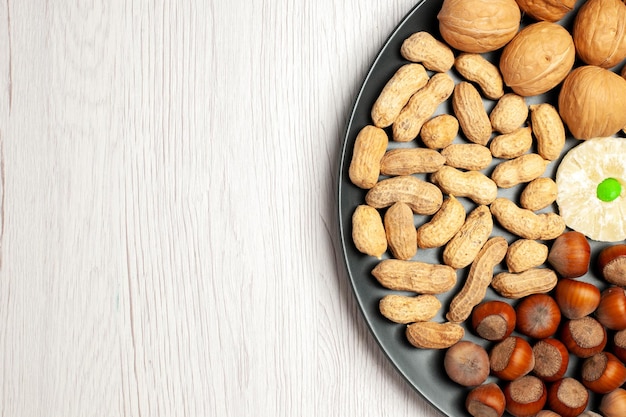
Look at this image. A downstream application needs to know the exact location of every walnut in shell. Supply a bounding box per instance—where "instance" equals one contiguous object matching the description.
[558,66,626,140]
[437,0,521,53]
[573,0,626,69]
[499,22,575,96]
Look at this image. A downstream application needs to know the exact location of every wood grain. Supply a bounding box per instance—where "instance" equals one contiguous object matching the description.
[0,0,439,416]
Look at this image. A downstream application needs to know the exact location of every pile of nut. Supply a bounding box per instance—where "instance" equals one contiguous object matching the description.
[347,0,626,415]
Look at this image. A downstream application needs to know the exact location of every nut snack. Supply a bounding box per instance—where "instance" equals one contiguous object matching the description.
[339,0,626,415]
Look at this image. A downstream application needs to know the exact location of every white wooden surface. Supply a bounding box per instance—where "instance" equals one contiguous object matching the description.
[0,1,441,416]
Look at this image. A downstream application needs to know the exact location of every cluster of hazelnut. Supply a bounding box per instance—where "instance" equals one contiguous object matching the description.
[442,232,626,416]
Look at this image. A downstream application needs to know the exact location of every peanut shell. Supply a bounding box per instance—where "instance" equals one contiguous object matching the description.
[441,143,492,171]
[379,294,441,324]
[352,205,387,259]
[384,202,417,261]
[348,125,388,189]
[380,148,445,176]
[506,239,549,273]
[452,82,492,145]
[490,198,566,240]
[454,53,504,99]
[490,93,528,134]
[491,153,549,189]
[400,32,455,72]
[371,63,429,128]
[489,127,533,160]
[406,321,464,349]
[443,205,493,269]
[530,103,565,161]
[520,177,558,211]
[393,73,455,142]
[416,195,466,249]
[431,166,498,206]
[365,175,443,215]
[491,268,558,299]
[420,114,459,149]
[372,259,457,294]
[447,237,508,323]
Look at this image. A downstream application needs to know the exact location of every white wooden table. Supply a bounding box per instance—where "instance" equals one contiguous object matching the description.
[0,1,441,415]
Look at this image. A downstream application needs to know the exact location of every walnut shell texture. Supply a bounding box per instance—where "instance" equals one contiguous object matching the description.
[499,22,575,96]
[515,0,575,22]
[437,0,521,53]
[573,0,626,68]
[558,65,626,139]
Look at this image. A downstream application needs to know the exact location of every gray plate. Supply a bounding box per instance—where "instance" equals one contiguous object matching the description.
[337,0,619,415]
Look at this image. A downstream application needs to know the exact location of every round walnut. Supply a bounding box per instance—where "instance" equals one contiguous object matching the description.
[515,0,576,22]
[573,0,626,68]
[558,65,626,140]
[499,22,575,96]
[437,0,521,53]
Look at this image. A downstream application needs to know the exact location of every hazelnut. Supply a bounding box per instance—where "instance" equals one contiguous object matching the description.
[600,388,626,417]
[598,244,626,286]
[613,328,626,363]
[547,377,589,417]
[503,375,547,417]
[547,231,590,278]
[444,341,490,387]
[489,336,535,380]
[532,338,569,382]
[595,287,626,331]
[515,294,561,339]
[471,300,516,341]
[554,278,600,320]
[465,383,506,417]
[581,352,626,394]
[560,316,607,358]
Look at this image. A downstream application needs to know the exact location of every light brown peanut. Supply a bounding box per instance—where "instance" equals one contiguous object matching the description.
[365,175,443,215]
[400,32,455,73]
[443,205,494,269]
[491,153,549,188]
[371,259,457,294]
[447,237,508,323]
[384,202,417,261]
[452,81,492,145]
[348,125,389,189]
[490,198,566,240]
[420,114,459,149]
[506,239,548,273]
[371,63,430,128]
[520,177,558,211]
[441,143,492,171]
[380,148,445,176]
[489,93,528,134]
[393,73,455,142]
[530,103,566,161]
[352,205,387,259]
[379,294,441,324]
[454,53,504,100]
[406,321,465,349]
[416,195,466,249]
[491,268,558,299]
[430,166,498,205]
[489,127,533,160]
